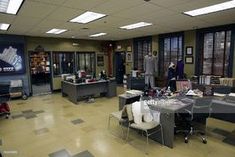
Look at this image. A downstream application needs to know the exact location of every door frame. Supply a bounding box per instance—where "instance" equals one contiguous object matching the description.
[113,51,126,84]
[28,51,53,96]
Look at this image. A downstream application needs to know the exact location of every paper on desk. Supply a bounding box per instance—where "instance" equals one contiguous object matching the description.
[186,90,197,96]
[126,90,143,95]
[228,93,235,97]
[214,93,226,97]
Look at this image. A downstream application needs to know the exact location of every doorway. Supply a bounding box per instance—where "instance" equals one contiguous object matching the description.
[29,51,52,96]
[114,52,126,84]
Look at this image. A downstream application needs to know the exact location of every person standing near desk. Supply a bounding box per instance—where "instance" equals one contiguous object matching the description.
[167,62,176,91]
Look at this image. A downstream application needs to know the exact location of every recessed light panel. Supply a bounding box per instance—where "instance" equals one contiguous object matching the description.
[0,0,24,15]
[184,0,235,16]
[46,28,67,34]
[120,22,152,30]
[0,23,10,30]
[89,33,107,37]
[70,11,106,24]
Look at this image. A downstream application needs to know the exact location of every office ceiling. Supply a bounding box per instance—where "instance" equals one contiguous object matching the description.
[0,0,235,40]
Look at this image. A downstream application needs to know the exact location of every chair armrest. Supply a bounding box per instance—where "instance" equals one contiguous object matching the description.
[184,109,192,115]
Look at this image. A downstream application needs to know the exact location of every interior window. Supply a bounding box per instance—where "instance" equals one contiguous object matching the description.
[160,35,183,77]
[202,30,231,76]
[77,52,95,76]
[52,52,74,76]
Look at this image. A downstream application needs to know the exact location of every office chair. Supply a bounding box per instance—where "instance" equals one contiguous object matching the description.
[177,97,212,144]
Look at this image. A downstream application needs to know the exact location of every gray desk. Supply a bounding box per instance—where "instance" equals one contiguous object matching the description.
[119,94,141,110]
[148,98,194,148]
[127,76,145,90]
[119,94,235,148]
[62,79,116,104]
[211,98,235,123]
[118,94,193,148]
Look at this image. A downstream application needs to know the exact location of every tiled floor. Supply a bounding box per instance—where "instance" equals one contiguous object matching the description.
[0,87,235,157]
[32,83,51,96]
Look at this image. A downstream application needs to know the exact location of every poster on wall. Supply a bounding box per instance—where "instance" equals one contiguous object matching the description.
[0,43,25,75]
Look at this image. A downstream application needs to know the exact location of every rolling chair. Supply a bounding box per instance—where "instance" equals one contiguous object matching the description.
[176,97,212,144]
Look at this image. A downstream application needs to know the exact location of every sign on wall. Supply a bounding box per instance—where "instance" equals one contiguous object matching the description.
[0,43,25,74]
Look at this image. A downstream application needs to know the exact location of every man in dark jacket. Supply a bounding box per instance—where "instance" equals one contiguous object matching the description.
[167,62,176,91]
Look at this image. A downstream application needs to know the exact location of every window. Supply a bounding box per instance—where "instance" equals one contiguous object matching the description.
[77,52,95,75]
[159,35,183,76]
[52,52,74,76]
[202,30,231,76]
[133,37,152,71]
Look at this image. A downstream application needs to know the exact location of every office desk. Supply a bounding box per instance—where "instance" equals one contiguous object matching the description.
[211,98,235,123]
[119,94,141,110]
[62,80,116,104]
[118,95,194,148]
[118,94,235,148]
[148,98,194,148]
[127,76,145,90]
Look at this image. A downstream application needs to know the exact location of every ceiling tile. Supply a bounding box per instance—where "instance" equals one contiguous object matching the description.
[46,7,84,21]
[92,0,144,15]
[63,0,108,10]
[113,2,164,20]
[37,20,64,28]
[150,0,192,7]
[27,0,66,5]
[12,16,42,26]
[17,1,58,18]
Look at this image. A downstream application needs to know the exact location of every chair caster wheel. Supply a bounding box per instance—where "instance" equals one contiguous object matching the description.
[203,139,207,144]
[22,94,28,100]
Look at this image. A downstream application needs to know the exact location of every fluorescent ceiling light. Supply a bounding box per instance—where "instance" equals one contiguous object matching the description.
[184,0,235,16]
[0,23,10,30]
[120,22,152,30]
[0,0,24,15]
[70,11,106,24]
[89,33,107,37]
[46,28,67,34]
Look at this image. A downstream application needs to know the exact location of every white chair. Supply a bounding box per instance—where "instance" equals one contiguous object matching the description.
[125,103,164,154]
[108,110,126,139]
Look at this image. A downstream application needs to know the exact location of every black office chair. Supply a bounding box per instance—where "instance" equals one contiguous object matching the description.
[177,97,212,144]
[213,86,232,94]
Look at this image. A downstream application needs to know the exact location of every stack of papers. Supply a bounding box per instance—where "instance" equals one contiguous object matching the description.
[186,90,197,96]
[228,93,235,97]
[126,90,143,95]
[214,93,226,97]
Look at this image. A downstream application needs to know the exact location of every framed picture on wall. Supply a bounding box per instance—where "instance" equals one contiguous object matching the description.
[186,46,193,55]
[126,52,132,62]
[97,54,104,66]
[185,56,194,64]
